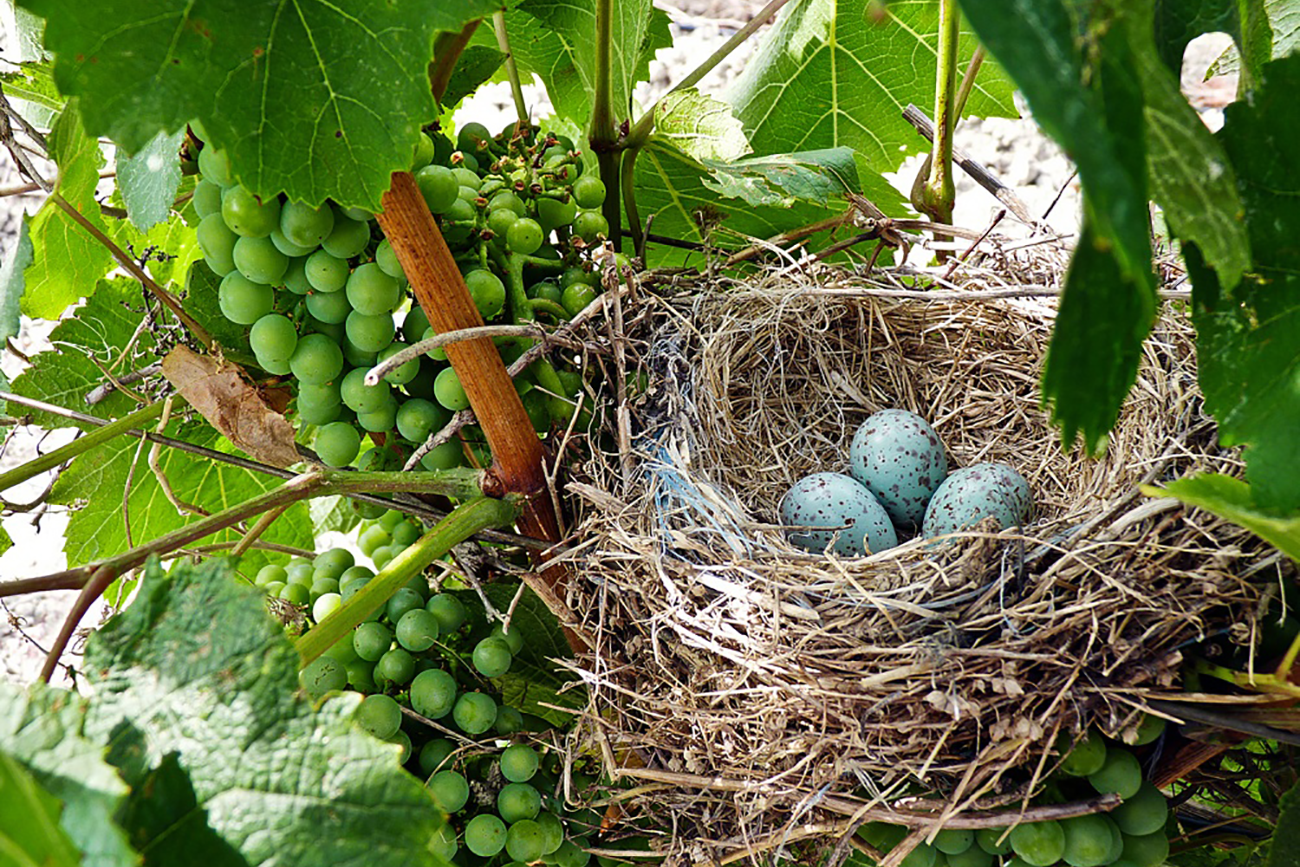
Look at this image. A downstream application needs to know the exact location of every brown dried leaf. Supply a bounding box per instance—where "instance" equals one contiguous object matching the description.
[161,345,301,468]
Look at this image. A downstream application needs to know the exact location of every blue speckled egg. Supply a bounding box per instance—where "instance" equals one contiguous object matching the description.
[780,472,899,557]
[921,462,1032,539]
[849,409,948,532]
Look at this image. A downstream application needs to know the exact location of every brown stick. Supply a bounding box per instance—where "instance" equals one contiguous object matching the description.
[374,173,584,653]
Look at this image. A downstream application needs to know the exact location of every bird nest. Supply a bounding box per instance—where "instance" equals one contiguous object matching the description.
[550,248,1286,865]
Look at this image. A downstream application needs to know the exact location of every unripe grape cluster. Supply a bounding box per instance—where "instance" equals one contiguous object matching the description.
[856,720,1173,867]
[193,120,621,474]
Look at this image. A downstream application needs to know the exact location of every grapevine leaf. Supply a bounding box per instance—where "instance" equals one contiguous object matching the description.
[0,525,11,559]
[1185,55,1300,509]
[0,60,64,127]
[115,129,184,233]
[480,584,582,726]
[705,148,863,208]
[963,0,1157,450]
[0,218,33,411]
[18,0,496,211]
[654,88,751,163]
[3,3,50,62]
[0,751,83,867]
[81,556,446,867]
[726,0,1017,174]
[0,682,135,867]
[21,108,115,320]
[505,0,673,127]
[441,45,506,110]
[1269,778,1300,867]
[1152,0,1247,75]
[50,419,313,571]
[1132,5,1250,287]
[1148,475,1300,563]
[12,277,154,429]
[309,495,363,536]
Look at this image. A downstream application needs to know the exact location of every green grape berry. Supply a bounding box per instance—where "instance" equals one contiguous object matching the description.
[494,705,525,735]
[572,175,606,209]
[491,623,525,655]
[947,845,994,867]
[1120,831,1169,867]
[506,820,546,864]
[935,829,974,856]
[322,212,371,259]
[353,621,394,662]
[355,693,402,740]
[221,185,281,238]
[376,647,416,685]
[499,744,540,783]
[249,314,299,363]
[1058,729,1107,777]
[198,145,233,187]
[315,547,354,577]
[416,164,459,214]
[561,282,598,318]
[410,668,458,719]
[428,769,469,813]
[280,200,335,248]
[426,594,467,633]
[193,178,223,218]
[197,213,238,275]
[418,738,456,777]
[384,586,423,622]
[396,608,440,652]
[465,814,507,858]
[233,234,289,285]
[464,269,506,320]
[396,398,450,443]
[535,810,564,856]
[289,333,344,385]
[377,341,419,385]
[305,286,351,324]
[506,218,544,255]
[975,829,1012,856]
[452,691,497,735]
[218,272,274,324]
[314,421,361,467]
[472,636,513,678]
[433,367,470,411]
[269,228,315,258]
[1061,814,1115,867]
[1088,747,1143,799]
[311,592,343,623]
[345,310,396,354]
[345,659,377,692]
[299,656,347,699]
[305,248,350,293]
[535,196,578,234]
[1010,821,1065,867]
[1111,782,1167,835]
[572,210,609,242]
[497,781,542,823]
[347,262,401,316]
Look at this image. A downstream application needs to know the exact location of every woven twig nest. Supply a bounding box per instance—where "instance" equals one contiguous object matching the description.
[558,250,1283,863]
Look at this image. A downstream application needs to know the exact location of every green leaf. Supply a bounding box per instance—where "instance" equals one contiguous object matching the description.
[1152,0,1246,75]
[1150,474,1300,563]
[21,108,115,320]
[0,60,65,127]
[19,0,497,211]
[479,583,581,727]
[51,422,313,572]
[0,751,83,867]
[183,260,254,362]
[505,0,673,127]
[1186,54,1300,509]
[705,148,863,208]
[441,45,506,110]
[653,88,751,163]
[1269,777,1300,867]
[0,218,33,356]
[0,682,136,867]
[308,495,363,537]
[1131,5,1250,287]
[116,129,185,233]
[963,0,1157,450]
[83,556,445,867]
[727,0,1016,174]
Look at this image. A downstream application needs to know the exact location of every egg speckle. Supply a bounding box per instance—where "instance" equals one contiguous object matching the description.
[922,462,1032,539]
[849,410,948,532]
[780,472,898,557]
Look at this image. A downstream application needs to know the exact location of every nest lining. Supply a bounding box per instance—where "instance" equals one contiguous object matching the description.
[554,252,1287,863]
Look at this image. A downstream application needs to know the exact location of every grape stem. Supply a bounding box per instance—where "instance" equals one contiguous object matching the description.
[364,323,548,387]
[492,11,530,127]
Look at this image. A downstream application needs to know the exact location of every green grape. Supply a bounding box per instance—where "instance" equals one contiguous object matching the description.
[396,608,440,652]
[506,820,546,864]
[262,581,286,597]
[347,262,401,316]
[1120,832,1168,867]
[309,577,340,598]
[345,659,377,692]
[356,693,402,739]
[346,310,397,354]
[426,594,468,633]
[1058,730,1107,777]
[322,212,371,259]
[497,782,541,823]
[250,314,299,362]
[391,520,421,548]
[218,272,274,324]
[322,632,360,665]
[256,564,287,586]
[280,200,335,248]
[1111,782,1167,836]
[465,814,507,858]
[899,844,938,867]
[418,738,456,776]
[535,810,564,855]
[356,397,398,433]
[1062,814,1114,867]
[300,656,347,699]
[494,705,525,735]
[1129,715,1166,746]
[351,499,387,521]
[489,190,527,216]
[375,509,405,531]
[198,145,233,187]
[456,184,479,205]
[552,838,592,867]
[269,228,315,258]
[315,548,355,577]
[416,164,459,214]
[339,565,375,597]
[373,345,418,389]
[305,248,349,292]
[353,621,394,662]
[340,368,392,414]
[384,728,412,764]
[412,131,437,169]
[1010,821,1065,867]
[402,305,431,343]
[420,441,465,471]
[433,367,470,411]
[561,282,598,317]
[385,587,424,622]
[572,175,606,209]
[197,214,238,274]
[358,448,397,472]
[506,218,544,255]
[410,668,458,719]
[221,184,281,238]
[536,196,578,234]
[464,269,506,319]
[491,623,525,655]
[444,196,477,226]
[297,381,342,426]
[280,582,310,604]
[193,178,224,218]
[376,647,416,685]
[429,824,458,863]
[371,545,395,571]
[472,636,513,678]
[528,279,563,306]
[342,340,377,369]
[396,398,449,443]
[487,210,519,241]
[374,239,405,279]
[572,210,609,242]
[283,257,312,295]
[521,390,550,433]
[310,592,342,623]
[314,421,361,467]
[935,829,974,855]
[947,845,994,867]
[451,166,481,188]
[289,333,344,385]
[1088,747,1142,799]
[304,287,350,324]
[499,744,540,783]
[428,769,470,812]
[453,691,497,735]
[457,121,491,154]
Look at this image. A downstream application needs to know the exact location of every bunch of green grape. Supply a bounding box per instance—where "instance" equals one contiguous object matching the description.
[192,120,618,475]
[856,718,1172,867]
